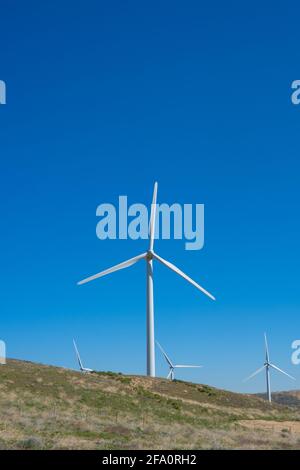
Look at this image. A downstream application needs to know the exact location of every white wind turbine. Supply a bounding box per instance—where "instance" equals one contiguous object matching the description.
[244,333,295,403]
[156,341,202,380]
[77,182,215,377]
[73,339,94,373]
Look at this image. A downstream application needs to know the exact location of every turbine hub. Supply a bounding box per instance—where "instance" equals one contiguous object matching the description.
[146,250,154,260]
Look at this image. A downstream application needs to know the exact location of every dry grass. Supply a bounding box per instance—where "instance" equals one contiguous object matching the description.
[0,359,299,449]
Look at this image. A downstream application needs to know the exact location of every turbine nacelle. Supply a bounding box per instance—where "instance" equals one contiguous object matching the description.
[81,367,94,374]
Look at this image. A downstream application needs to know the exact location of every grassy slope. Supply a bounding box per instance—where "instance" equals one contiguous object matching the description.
[0,359,300,450]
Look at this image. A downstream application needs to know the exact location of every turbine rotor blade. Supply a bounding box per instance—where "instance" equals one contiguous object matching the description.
[167,370,172,379]
[149,182,158,251]
[243,365,266,382]
[77,252,147,285]
[269,363,296,380]
[153,253,215,301]
[174,365,203,368]
[156,340,174,368]
[73,339,84,370]
[264,333,270,363]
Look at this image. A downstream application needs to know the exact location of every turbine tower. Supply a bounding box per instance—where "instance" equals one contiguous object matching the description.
[156,341,202,380]
[77,183,215,377]
[244,333,295,403]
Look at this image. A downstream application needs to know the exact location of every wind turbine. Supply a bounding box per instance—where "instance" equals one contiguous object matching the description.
[77,182,215,377]
[244,333,295,403]
[156,341,202,380]
[73,339,94,373]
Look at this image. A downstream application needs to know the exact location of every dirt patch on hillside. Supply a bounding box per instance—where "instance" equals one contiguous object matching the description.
[239,420,300,433]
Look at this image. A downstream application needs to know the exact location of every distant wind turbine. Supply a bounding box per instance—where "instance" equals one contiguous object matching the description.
[77,182,215,377]
[73,339,94,373]
[156,341,202,380]
[244,333,295,403]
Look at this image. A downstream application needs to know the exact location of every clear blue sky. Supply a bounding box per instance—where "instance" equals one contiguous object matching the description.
[1,1,300,393]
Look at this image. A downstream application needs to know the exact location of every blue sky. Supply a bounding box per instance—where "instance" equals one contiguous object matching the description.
[1,1,300,393]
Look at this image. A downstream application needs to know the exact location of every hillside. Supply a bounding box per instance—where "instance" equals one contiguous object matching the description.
[256,390,300,408]
[0,359,300,450]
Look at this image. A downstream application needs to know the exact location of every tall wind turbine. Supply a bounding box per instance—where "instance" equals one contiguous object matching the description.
[73,339,94,373]
[244,333,295,403]
[77,183,215,377]
[156,341,202,380]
